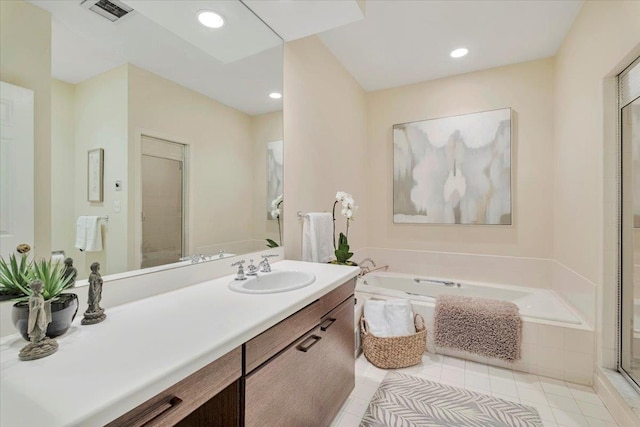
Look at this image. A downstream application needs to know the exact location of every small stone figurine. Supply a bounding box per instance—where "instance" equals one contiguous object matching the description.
[19,280,58,361]
[61,257,77,287]
[82,262,106,325]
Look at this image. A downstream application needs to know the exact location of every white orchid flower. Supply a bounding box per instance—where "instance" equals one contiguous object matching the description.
[336,191,348,201]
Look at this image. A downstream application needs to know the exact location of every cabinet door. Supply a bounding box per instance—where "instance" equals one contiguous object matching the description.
[244,297,355,427]
[316,297,355,426]
[245,326,326,426]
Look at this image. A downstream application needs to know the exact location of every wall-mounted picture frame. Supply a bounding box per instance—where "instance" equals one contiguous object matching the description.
[266,140,284,219]
[87,148,104,202]
[393,108,512,225]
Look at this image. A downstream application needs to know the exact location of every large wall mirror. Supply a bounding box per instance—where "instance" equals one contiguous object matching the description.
[0,0,283,281]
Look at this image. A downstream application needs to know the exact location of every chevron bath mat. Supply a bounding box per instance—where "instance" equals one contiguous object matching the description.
[360,372,542,427]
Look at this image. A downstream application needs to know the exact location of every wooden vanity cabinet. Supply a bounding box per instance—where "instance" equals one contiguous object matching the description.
[106,279,355,427]
[106,347,242,427]
[244,280,355,427]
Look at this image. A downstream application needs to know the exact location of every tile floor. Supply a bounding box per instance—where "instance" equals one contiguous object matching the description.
[330,353,618,427]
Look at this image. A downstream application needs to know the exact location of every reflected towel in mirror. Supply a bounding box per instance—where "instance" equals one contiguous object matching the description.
[75,216,103,252]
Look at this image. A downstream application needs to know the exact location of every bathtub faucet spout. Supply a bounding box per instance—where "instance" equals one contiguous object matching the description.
[358,258,389,277]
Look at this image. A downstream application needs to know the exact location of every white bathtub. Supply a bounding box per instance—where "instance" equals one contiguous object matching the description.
[355,271,595,384]
[359,271,583,325]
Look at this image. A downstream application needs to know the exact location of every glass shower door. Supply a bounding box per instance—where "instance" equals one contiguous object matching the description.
[621,91,640,388]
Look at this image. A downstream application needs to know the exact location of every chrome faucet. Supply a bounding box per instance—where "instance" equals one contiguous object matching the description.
[259,254,278,273]
[218,249,226,259]
[181,254,207,264]
[246,259,259,276]
[231,260,246,280]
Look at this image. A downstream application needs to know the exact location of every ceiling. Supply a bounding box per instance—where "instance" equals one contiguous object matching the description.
[29,0,584,114]
[317,0,584,91]
[29,0,283,116]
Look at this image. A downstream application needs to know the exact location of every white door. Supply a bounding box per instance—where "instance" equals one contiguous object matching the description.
[0,81,34,259]
[140,136,185,269]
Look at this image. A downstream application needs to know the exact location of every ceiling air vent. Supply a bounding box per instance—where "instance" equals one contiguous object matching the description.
[81,0,133,22]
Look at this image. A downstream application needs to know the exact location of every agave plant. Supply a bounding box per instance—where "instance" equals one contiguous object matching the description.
[0,254,32,297]
[21,259,75,301]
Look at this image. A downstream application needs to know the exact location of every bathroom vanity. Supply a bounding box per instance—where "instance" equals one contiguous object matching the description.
[0,261,358,427]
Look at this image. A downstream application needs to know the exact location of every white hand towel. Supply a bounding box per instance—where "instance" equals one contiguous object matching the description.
[75,216,88,251]
[385,299,416,337]
[301,213,334,263]
[84,216,103,252]
[364,299,389,337]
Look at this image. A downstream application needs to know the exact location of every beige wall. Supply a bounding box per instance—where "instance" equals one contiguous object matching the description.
[283,36,369,260]
[127,64,255,264]
[251,111,284,246]
[0,0,51,259]
[51,80,76,260]
[74,65,129,278]
[366,59,555,258]
[549,2,640,420]
[554,0,640,286]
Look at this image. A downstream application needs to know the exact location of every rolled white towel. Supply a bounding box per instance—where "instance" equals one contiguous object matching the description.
[385,299,416,337]
[364,299,389,337]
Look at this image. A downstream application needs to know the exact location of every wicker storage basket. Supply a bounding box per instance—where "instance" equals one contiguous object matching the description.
[360,314,427,369]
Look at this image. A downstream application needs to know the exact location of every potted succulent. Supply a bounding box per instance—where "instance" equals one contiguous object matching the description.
[11,259,78,341]
[0,254,32,301]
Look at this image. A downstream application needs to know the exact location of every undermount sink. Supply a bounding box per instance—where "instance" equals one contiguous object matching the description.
[229,270,316,294]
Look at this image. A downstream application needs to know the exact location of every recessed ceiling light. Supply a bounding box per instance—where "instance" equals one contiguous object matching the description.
[450,48,469,58]
[269,92,282,99]
[197,11,224,29]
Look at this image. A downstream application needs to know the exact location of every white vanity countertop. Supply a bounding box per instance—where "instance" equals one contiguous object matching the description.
[0,260,359,427]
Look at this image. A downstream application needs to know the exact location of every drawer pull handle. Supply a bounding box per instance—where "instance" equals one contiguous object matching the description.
[320,318,336,331]
[296,335,321,352]
[129,396,183,427]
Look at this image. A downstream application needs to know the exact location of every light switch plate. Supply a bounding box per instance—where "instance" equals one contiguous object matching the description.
[113,201,121,212]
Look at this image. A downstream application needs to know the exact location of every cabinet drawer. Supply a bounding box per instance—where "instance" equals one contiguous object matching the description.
[319,278,355,316]
[245,300,324,373]
[244,279,356,374]
[106,347,242,427]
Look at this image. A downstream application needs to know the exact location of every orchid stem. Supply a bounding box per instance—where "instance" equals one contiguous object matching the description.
[332,200,338,250]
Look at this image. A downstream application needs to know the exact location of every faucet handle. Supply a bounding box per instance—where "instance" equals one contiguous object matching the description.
[260,254,276,272]
[231,260,246,281]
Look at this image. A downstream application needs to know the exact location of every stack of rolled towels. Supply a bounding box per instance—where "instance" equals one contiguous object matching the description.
[363,299,415,337]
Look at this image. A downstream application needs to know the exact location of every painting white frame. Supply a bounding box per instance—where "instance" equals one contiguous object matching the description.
[87,148,104,202]
[393,108,512,225]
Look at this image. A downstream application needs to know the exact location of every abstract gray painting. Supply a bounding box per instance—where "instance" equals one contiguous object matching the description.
[266,140,283,220]
[393,108,512,225]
